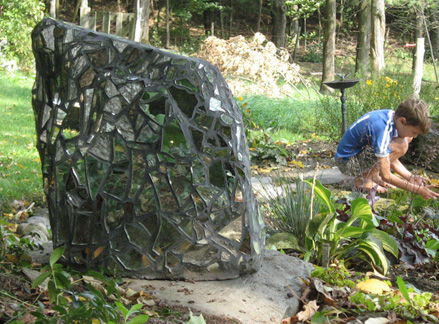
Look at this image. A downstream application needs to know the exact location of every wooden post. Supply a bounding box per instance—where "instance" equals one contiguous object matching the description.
[413,37,425,97]
[90,11,97,31]
[116,13,123,36]
[103,12,111,34]
[79,0,91,29]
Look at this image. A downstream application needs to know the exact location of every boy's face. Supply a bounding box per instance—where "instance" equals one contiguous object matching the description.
[395,117,423,139]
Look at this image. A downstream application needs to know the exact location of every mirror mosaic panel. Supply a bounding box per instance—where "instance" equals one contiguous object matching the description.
[32,18,264,280]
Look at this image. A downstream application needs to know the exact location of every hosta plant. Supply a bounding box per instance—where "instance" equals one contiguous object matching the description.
[303,180,399,274]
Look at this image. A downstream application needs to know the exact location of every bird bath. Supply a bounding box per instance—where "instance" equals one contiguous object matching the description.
[323,75,361,134]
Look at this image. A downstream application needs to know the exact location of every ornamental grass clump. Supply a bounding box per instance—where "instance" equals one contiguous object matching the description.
[262,176,320,247]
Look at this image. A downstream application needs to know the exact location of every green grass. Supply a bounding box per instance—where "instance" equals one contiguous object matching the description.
[0,73,43,212]
[238,94,321,135]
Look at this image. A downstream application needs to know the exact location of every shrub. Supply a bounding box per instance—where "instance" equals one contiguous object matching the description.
[0,0,45,72]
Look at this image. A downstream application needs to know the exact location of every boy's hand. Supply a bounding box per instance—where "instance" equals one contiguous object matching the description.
[408,174,427,186]
[418,186,439,200]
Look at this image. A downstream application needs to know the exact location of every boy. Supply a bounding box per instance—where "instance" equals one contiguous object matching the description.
[335,98,439,200]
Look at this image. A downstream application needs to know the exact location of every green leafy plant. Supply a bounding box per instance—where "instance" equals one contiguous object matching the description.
[303,180,398,274]
[311,264,355,288]
[31,247,149,323]
[111,301,149,324]
[32,246,71,304]
[183,310,207,324]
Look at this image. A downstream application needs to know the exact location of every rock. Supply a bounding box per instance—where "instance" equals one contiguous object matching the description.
[22,231,49,245]
[127,249,314,324]
[28,245,313,323]
[266,232,300,251]
[17,223,50,240]
[27,241,53,264]
[25,216,51,228]
[403,122,439,172]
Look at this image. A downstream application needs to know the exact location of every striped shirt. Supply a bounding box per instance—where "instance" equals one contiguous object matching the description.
[335,109,398,161]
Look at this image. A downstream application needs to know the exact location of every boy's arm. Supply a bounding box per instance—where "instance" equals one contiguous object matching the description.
[379,157,439,199]
[390,159,425,186]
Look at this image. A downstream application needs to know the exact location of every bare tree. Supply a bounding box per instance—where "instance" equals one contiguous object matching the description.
[272,0,287,48]
[320,0,336,93]
[413,1,425,71]
[355,0,371,76]
[257,0,263,32]
[371,0,386,73]
[166,0,170,48]
[140,0,151,43]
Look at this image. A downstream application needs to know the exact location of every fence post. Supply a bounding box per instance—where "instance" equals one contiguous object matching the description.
[103,12,111,34]
[79,0,91,29]
[116,13,123,36]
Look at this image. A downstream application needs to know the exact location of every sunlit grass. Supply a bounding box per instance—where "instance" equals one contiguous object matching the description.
[0,73,43,212]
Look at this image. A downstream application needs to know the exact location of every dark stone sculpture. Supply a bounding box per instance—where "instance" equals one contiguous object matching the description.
[31,18,264,280]
[403,122,439,172]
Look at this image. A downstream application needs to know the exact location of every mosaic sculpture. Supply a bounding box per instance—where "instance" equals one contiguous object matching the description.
[31,18,264,279]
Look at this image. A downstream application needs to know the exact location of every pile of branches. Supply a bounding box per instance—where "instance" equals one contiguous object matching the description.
[195,33,303,98]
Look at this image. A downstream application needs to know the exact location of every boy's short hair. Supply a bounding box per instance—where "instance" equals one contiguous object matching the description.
[395,98,431,134]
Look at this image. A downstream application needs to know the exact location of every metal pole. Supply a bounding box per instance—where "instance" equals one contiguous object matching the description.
[340,88,347,134]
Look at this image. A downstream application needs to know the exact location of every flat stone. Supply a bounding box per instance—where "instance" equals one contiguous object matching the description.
[29,243,313,322]
[252,166,347,201]
[127,249,314,324]
[301,167,347,185]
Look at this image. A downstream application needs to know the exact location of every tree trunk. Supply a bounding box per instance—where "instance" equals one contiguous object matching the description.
[134,0,141,42]
[229,0,234,38]
[431,7,439,59]
[220,0,224,38]
[140,0,151,44]
[371,0,386,73]
[413,2,424,71]
[412,37,425,96]
[50,0,56,18]
[72,0,81,23]
[166,0,170,48]
[257,0,263,32]
[355,0,371,76]
[271,0,287,48]
[320,0,336,93]
[291,5,300,61]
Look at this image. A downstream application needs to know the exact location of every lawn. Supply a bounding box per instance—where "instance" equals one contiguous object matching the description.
[0,73,43,213]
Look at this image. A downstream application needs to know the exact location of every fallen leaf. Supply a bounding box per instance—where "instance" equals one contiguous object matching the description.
[93,246,104,258]
[17,312,36,323]
[288,160,304,168]
[430,178,439,186]
[312,278,335,306]
[356,279,391,294]
[296,300,318,321]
